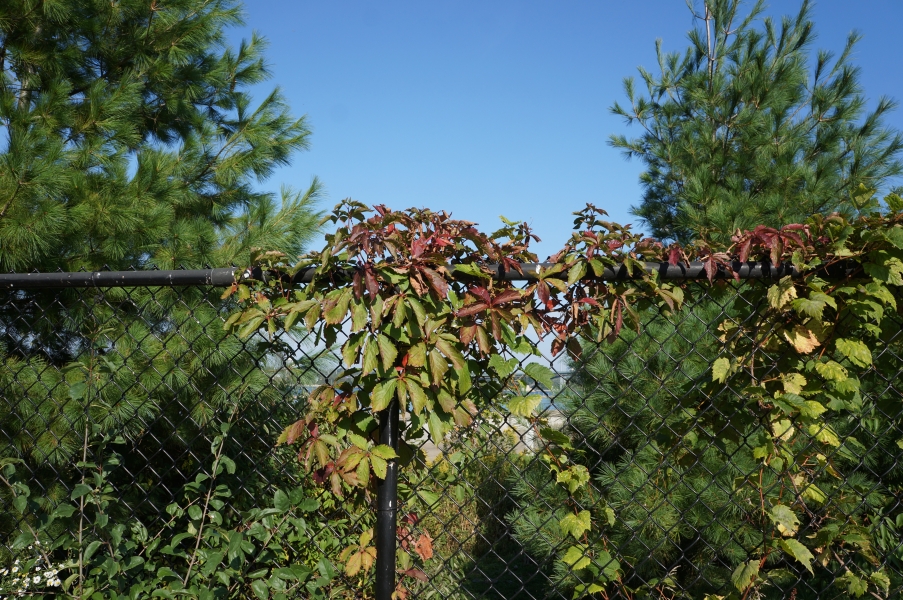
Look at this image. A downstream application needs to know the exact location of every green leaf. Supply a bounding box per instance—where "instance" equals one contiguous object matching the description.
[71,483,92,500]
[561,545,591,570]
[324,289,352,325]
[84,540,103,561]
[556,465,590,494]
[559,510,591,540]
[351,300,368,332]
[508,395,542,418]
[712,357,730,383]
[416,489,439,507]
[731,560,760,591]
[840,571,868,597]
[273,490,291,512]
[407,343,427,368]
[836,338,872,368]
[435,338,465,370]
[362,338,379,374]
[567,261,587,286]
[251,579,269,599]
[371,445,397,460]
[405,378,429,414]
[524,363,555,389]
[780,539,814,574]
[792,297,826,320]
[188,505,203,521]
[377,334,398,370]
[488,354,517,379]
[370,455,387,479]
[348,433,369,450]
[815,360,847,382]
[769,504,800,536]
[370,380,398,412]
[767,276,797,310]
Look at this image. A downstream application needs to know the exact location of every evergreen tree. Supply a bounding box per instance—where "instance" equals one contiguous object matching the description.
[610,0,903,243]
[0,0,324,548]
[0,0,320,271]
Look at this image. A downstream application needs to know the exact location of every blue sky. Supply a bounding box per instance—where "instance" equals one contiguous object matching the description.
[232,0,903,259]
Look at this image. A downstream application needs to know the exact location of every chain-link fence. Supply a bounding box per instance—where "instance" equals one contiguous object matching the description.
[1,269,901,599]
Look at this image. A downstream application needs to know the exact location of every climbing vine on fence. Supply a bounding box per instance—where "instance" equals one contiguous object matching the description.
[228,194,903,599]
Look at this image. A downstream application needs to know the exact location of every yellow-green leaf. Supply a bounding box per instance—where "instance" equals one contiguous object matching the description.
[378,334,398,370]
[559,510,591,540]
[561,545,591,570]
[370,380,398,412]
[769,504,800,537]
[780,539,814,574]
[508,395,542,418]
[836,338,872,368]
[731,560,760,592]
[712,357,730,383]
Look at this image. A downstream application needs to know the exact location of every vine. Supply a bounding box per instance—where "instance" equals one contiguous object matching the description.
[228,194,903,598]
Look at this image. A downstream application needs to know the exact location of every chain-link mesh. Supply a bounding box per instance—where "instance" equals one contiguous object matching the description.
[1,276,901,598]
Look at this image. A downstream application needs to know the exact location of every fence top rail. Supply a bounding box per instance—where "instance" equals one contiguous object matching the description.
[0,259,855,290]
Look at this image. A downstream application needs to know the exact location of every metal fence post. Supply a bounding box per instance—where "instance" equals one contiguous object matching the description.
[375,398,399,600]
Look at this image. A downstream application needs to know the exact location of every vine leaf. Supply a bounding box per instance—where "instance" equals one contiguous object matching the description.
[783,326,820,354]
[508,395,542,418]
[559,510,591,540]
[769,504,800,536]
[414,532,434,561]
[780,539,815,574]
[836,338,873,368]
[556,465,589,494]
[561,545,591,570]
[712,357,730,383]
[524,363,555,389]
[767,276,797,310]
[731,559,760,592]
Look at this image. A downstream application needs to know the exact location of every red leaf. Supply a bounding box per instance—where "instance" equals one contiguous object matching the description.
[400,568,428,583]
[353,270,363,299]
[537,281,551,309]
[667,244,682,266]
[577,297,599,307]
[551,337,564,356]
[490,289,523,307]
[738,238,752,263]
[455,301,489,318]
[469,286,491,303]
[421,267,448,298]
[364,264,379,297]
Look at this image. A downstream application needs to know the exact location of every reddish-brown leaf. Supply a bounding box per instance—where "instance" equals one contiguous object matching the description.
[409,271,428,296]
[456,301,489,318]
[352,270,364,299]
[459,324,477,345]
[704,256,717,282]
[400,568,428,583]
[490,289,523,307]
[364,264,379,297]
[475,325,491,355]
[421,267,448,298]
[414,532,434,561]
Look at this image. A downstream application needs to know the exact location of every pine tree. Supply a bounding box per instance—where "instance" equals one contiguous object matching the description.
[0,0,325,544]
[610,0,903,244]
[0,0,320,271]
